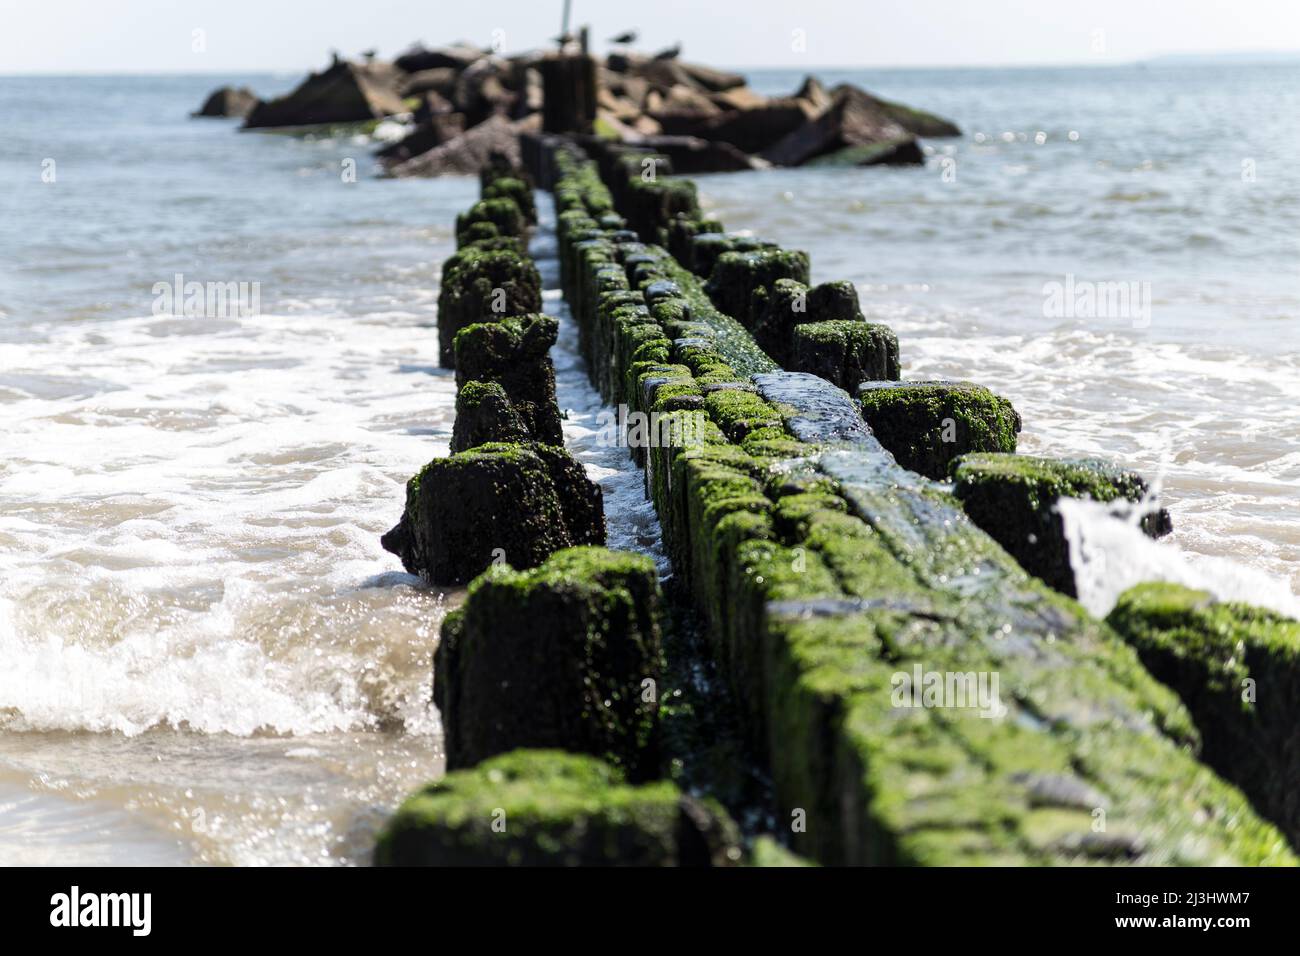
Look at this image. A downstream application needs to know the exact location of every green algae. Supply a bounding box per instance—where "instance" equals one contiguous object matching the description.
[1108,583,1300,849]
[453,313,563,446]
[449,379,529,453]
[455,196,526,246]
[791,319,901,391]
[436,247,542,370]
[481,176,538,225]
[375,750,741,867]
[381,442,604,585]
[706,249,812,330]
[434,547,664,778]
[857,381,1022,480]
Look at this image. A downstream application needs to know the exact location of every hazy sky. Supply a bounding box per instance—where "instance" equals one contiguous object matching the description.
[3,0,1298,73]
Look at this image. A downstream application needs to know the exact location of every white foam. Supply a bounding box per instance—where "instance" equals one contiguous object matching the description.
[0,308,451,737]
[1060,497,1300,620]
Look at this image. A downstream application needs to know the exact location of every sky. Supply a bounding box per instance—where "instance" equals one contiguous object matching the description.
[2,0,1298,73]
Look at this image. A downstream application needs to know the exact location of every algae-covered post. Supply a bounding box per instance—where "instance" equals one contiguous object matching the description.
[434,547,663,777]
[374,750,741,867]
[1107,584,1300,851]
[856,380,1022,481]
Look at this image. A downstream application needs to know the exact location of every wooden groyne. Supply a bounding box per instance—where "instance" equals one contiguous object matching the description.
[371,136,1299,867]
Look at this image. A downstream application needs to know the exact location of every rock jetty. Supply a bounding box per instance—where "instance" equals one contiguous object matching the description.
[194,38,959,174]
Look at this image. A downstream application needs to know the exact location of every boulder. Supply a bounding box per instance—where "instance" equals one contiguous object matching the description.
[678,61,747,93]
[759,85,922,167]
[192,85,258,119]
[708,85,768,111]
[374,750,741,866]
[380,442,605,585]
[838,83,961,138]
[412,89,455,119]
[453,313,564,446]
[398,67,458,98]
[805,138,926,167]
[951,453,1172,596]
[620,135,760,174]
[243,59,406,128]
[433,547,665,775]
[856,381,1022,480]
[375,112,465,167]
[604,71,650,107]
[597,88,644,123]
[394,43,483,73]
[606,50,649,74]
[453,57,516,125]
[793,75,831,112]
[693,99,816,156]
[389,113,539,178]
[638,58,700,93]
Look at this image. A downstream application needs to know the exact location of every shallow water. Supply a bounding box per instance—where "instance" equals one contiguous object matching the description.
[1,65,1296,863]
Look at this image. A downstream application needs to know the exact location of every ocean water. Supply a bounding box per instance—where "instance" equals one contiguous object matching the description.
[1,64,1297,864]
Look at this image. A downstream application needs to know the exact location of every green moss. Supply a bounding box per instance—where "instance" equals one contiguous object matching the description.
[1107,583,1300,849]
[450,380,529,453]
[875,97,961,137]
[609,155,702,244]
[748,835,816,867]
[437,247,542,370]
[803,139,920,167]
[790,320,901,391]
[435,547,664,777]
[951,453,1170,596]
[453,313,563,446]
[706,249,812,330]
[481,176,537,225]
[455,197,526,246]
[381,442,604,585]
[375,750,741,866]
[703,389,785,442]
[857,381,1022,480]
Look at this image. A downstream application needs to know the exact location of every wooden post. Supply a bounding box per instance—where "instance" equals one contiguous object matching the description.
[539,51,598,134]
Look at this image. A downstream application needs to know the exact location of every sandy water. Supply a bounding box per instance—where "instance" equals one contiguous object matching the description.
[2,65,1297,863]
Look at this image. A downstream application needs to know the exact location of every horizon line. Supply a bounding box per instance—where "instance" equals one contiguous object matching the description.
[7,55,1300,79]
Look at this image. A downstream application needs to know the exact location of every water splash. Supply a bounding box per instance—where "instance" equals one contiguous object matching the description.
[1059,496,1300,619]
